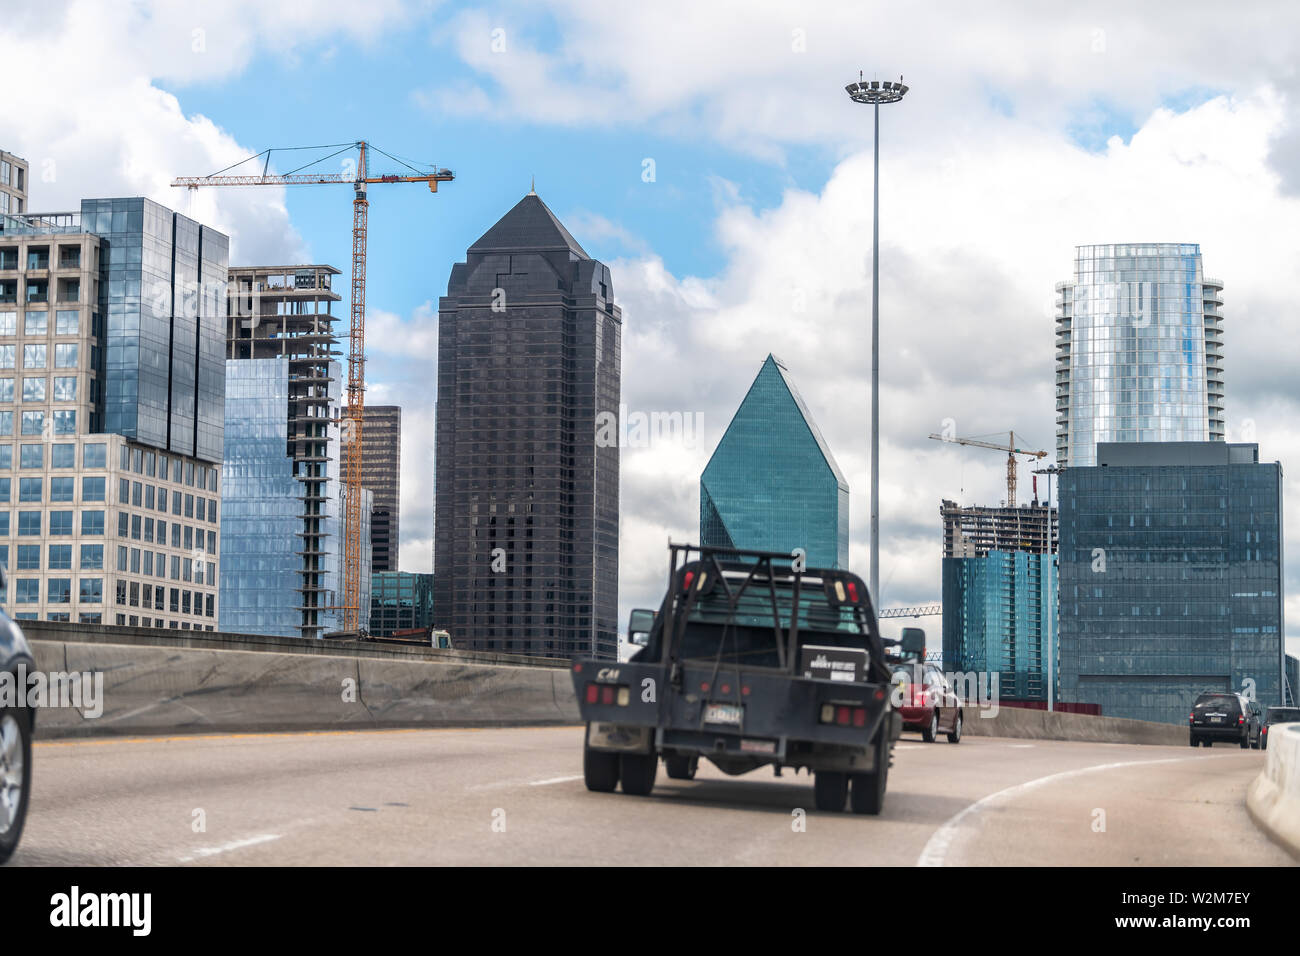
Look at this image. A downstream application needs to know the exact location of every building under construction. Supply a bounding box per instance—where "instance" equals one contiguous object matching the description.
[219,265,370,638]
[941,498,1058,703]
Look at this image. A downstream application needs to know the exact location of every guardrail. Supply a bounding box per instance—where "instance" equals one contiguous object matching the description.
[1247,722,1300,860]
[960,703,1187,746]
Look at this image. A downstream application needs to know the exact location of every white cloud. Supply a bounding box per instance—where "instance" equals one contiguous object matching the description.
[607,89,1300,660]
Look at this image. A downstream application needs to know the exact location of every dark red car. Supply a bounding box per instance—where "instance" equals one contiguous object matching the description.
[891,660,963,743]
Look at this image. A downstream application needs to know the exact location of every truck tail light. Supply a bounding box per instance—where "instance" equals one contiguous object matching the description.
[821,704,868,727]
[585,683,630,706]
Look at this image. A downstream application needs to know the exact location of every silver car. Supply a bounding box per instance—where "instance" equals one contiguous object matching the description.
[0,563,34,864]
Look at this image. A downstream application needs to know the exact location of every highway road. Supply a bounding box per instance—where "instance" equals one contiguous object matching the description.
[13,726,1292,866]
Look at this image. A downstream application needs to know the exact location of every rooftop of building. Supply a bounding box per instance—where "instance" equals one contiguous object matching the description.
[229,264,342,275]
[1094,441,1261,467]
[468,192,589,258]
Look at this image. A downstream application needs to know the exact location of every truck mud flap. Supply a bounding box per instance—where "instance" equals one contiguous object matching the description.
[587,722,653,754]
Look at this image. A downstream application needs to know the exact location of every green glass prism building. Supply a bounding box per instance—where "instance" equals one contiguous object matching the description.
[1058,442,1285,723]
[700,354,848,569]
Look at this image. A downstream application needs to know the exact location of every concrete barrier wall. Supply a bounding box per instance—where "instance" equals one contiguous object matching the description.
[961,703,1187,746]
[29,636,580,739]
[1246,722,1300,860]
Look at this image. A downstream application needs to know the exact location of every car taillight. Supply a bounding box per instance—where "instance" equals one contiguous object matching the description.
[1238,715,1245,725]
[1188,713,1194,722]
[585,683,630,706]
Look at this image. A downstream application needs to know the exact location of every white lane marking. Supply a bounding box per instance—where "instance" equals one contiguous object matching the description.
[894,745,923,751]
[529,775,584,787]
[178,833,282,863]
[1007,744,1035,749]
[916,754,1232,867]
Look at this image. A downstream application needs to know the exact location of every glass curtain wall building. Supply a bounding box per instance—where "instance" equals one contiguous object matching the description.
[700,354,848,569]
[0,198,226,629]
[370,571,434,638]
[940,500,1057,701]
[1055,244,1224,466]
[434,191,621,659]
[1058,442,1284,723]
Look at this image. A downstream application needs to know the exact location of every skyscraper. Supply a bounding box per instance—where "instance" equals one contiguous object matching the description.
[0,150,27,217]
[220,264,367,639]
[940,499,1057,702]
[433,191,621,659]
[1058,441,1284,724]
[1055,244,1224,466]
[341,404,400,573]
[700,354,849,570]
[0,197,226,630]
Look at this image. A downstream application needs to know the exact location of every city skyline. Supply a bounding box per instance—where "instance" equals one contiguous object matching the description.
[2,4,1298,662]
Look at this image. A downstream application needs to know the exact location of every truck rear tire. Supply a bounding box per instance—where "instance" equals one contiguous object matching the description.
[850,728,891,815]
[620,752,657,796]
[813,771,848,812]
[664,753,698,780]
[583,742,620,792]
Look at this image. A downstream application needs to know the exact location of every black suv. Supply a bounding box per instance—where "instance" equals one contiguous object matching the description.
[1261,706,1300,751]
[1188,692,1260,748]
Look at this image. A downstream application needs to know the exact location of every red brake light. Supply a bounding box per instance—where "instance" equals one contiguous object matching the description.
[601,685,615,706]
[682,570,695,592]
[852,707,866,728]
[585,683,598,704]
[1238,715,1245,725]
[847,581,859,603]
[836,706,851,726]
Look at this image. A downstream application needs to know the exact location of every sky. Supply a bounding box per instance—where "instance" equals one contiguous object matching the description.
[3,0,1299,662]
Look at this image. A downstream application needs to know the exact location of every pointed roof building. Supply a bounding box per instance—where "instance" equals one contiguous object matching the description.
[700,354,849,569]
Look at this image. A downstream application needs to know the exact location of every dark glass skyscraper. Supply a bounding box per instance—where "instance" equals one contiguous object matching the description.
[433,191,620,659]
[1058,441,1284,723]
[700,354,848,569]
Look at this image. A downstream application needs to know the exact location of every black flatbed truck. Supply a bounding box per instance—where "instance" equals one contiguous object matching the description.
[571,543,912,814]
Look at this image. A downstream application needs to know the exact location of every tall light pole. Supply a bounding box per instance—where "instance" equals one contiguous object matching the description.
[846,73,908,606]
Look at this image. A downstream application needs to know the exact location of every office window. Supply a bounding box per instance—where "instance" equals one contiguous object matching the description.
[0,346,12,370]
[80,543,103,569]
[23,313,46,336]
[146,452,155,478]
[206,530,216,554]
[143,550,153,576]
[50,476,73,502]
[83,443,106,468]
[157,519,166,543]
[53,376,75,401]
[206,564,215,587]
[208,499,217,523]
[19,444,41,468]
[132,449,142,474]
[143,516,153,543]
[183,526,192,551]
[51,443,74,467]
[81,510,104,535]
[55,310,79,335]
[49,510,73,535]
[145,485,154,509]
[48,544,72,570]
[54,343,77,368]
[115,581,126,606]
[132,481,141,506]
[120,445,129,470]
[205,594,214,618]
[17,511,40,535]
[184,493,193,518]
[172,490,181,515]
[208,471,217,492]
[17,477,39,502]
[116,545,127,571]
[156,487,166,512]
[185,462,194,487]
[172,459,181,483]
[48,579,71,604]
[23,345,45,368]
[0,411,10,436]
[169,587,179,612]
[0,445,10,469]
[196,497,205,521]
[15,579,38,603]
[170,523,180,548]
[155,551,165,579]
[131,514,141,540]
[0,378,12,402]
[118,478,128,503]
[79,578,102,603]
[15,544,39,570]
[20,411,42,435]
[0,477,8,502]
[130,548,140,574]
[79,613,102,624]
[21,377,44,402]
[53,410,75,435]
[182,590,191,613]
[82,476,105,501]
[0,313,12,336]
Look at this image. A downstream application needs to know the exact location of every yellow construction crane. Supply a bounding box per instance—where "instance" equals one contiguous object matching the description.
[173,141,454,630]
[927,431,1048,507]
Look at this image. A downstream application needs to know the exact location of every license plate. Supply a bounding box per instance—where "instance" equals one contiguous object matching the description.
[703,702,743,726]
[1210,716,1223,724]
